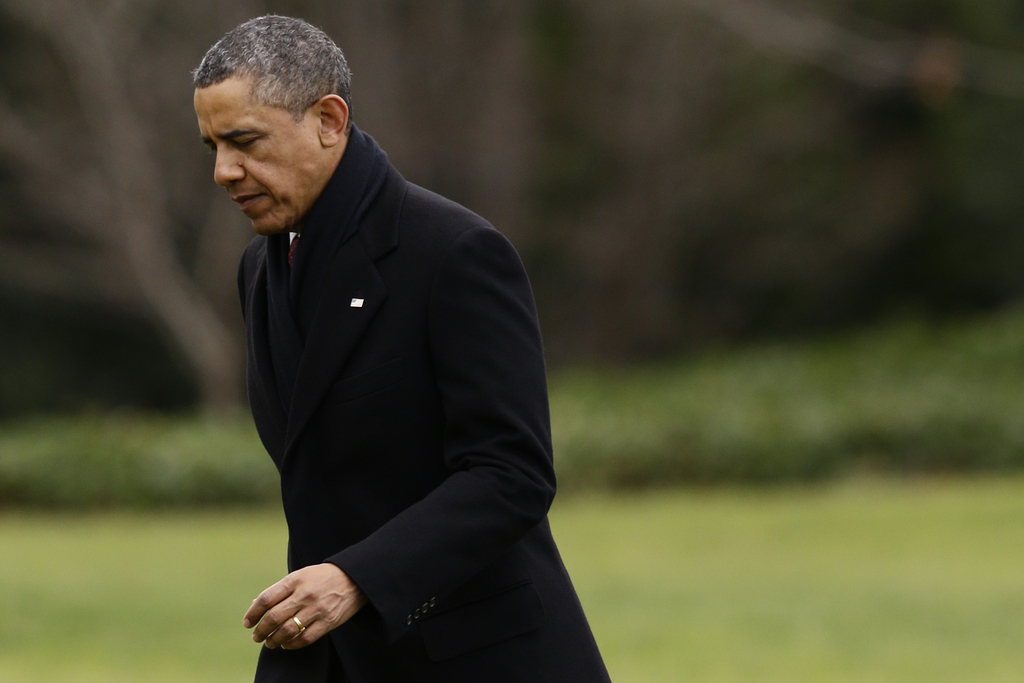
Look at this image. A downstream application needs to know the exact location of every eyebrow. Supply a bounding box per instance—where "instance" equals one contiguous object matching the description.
[200,129,259,145]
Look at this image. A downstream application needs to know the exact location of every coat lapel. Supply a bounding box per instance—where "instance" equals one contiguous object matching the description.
[283,235,388,457]
[245,250,289,464]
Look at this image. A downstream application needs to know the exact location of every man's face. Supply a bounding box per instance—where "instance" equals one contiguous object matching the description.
[194,77,328,235]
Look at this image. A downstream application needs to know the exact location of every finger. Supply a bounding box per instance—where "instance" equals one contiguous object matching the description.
[268,606,322,650]
[244,578,295,629]
[280,615,331,651]
[252,597,303,644]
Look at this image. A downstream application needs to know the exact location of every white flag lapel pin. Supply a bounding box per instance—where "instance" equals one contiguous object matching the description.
[350,298,365,308]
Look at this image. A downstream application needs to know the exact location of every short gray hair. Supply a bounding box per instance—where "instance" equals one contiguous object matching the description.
[193,15,352,124]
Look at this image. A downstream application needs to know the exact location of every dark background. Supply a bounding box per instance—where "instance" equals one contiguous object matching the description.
[2,0,1024,414]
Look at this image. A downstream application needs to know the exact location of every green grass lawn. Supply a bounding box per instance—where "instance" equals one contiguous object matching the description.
[1,478,1023,682]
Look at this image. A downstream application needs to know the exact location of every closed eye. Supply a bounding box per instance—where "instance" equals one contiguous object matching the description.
[200,130,263,152]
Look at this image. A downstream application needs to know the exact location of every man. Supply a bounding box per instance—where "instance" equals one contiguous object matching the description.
[193,15,611,683]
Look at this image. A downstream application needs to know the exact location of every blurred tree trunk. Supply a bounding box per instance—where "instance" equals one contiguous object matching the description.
[0,0,259,409]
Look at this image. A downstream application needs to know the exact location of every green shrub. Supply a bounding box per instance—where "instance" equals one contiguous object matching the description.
[0,412,276,508]
[550,309,1024,488]
[7,309,1024,506]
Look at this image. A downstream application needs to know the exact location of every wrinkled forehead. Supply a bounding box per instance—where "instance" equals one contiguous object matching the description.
[195,76,256,117]
[194,77,274,136]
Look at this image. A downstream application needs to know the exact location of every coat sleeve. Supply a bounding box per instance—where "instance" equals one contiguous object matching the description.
[326,224,557,643]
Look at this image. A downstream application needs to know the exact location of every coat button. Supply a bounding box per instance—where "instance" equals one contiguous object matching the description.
[413,608,421,619]
[421,602,430,613]
[430,597,436,607]
[406,615,412,626]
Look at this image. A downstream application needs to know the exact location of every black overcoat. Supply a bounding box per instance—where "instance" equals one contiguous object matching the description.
[238,164,611,683]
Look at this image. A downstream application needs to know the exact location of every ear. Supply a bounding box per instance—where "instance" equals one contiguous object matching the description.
[315,95,350,148]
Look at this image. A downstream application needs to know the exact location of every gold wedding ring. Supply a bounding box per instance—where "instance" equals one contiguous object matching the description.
[293,616,305,633]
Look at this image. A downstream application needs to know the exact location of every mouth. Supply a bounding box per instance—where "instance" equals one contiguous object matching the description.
[231,192,265,213]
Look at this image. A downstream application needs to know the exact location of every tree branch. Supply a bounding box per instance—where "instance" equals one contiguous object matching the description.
[0,240,141,306]
[0,94,48,167]
[1,0,243,406]
[633,0,1024,100]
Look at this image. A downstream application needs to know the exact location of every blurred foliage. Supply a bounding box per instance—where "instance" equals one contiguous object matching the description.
[3,0,1024,410]
[522,0,1024,359]
[552,307,1024,488]
[0,288,196,415]
[9,307,1024,507]
[0,412,273,508]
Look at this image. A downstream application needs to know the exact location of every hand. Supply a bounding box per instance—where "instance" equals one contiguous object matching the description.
[244,563,367,650]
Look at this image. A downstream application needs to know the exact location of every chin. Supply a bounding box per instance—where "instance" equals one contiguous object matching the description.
[249,217,292,236]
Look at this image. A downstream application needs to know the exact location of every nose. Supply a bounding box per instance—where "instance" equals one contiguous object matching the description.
[213,148,246,187]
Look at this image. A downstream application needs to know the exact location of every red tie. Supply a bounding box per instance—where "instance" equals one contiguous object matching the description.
[288,234,299,268]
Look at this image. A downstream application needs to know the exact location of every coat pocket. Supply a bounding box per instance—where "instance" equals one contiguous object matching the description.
[323,358,404,405]
[417,581,545,662]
